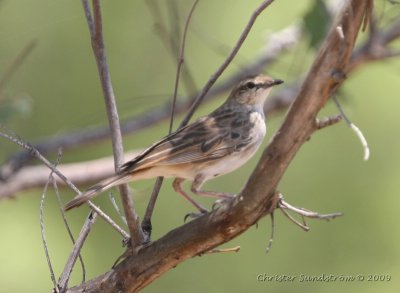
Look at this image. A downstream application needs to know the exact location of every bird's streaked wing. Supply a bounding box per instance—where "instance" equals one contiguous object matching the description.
[120,108,254,173]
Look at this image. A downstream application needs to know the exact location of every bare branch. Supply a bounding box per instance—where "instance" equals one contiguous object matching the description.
[315,115,342,130]
[82,0,144,247]
[169,0,199,132]
[0,150,139,199]
[350,18,400,70]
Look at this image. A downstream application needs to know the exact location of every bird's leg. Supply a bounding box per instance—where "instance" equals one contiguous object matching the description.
[191,175,235,210]
[172,178,208,215]
[190,175,234,199]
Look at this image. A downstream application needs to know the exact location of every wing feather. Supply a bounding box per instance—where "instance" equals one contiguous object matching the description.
[120,108,254,173]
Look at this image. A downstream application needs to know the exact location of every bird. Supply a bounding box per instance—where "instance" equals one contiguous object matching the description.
[64,74,283,212]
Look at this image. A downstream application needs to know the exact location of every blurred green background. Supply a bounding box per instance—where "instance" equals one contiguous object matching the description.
[0,0,399,292]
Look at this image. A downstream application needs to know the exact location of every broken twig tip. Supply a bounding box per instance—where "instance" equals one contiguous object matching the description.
[349,123,370,161]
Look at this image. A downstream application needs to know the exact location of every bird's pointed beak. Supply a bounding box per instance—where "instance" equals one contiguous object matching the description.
[271,79,284,86]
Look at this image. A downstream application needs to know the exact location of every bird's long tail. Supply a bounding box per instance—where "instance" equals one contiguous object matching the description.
[64,173,128,211]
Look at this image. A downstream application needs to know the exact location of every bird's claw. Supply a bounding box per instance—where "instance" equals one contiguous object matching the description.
[184,210,208,222]
[212,196,234,210]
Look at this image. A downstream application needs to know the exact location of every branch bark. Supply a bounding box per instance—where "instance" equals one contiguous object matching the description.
[67,0,372,291]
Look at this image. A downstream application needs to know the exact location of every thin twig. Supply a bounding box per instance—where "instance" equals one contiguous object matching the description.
[265,213,275,254]
[279,197,343,221]
[0,39,37,92]
[53,177,87,283]
[205,246,241,254]
[169,0,199,132]
[82,0,144,248]
[142,176,163,239]
[167,0,181,52]
[52,149,86,283]
[332,95,370,161]
[316,115,342,130]
[142,0,200,239]
[279,205,310,231]
[40,171,58,291]
[58,212,97,292]
[108,192,127,226]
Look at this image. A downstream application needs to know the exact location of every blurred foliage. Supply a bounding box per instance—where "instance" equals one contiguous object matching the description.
[0,94,32,122]
[303,0,330,48]
[0,0,399,293]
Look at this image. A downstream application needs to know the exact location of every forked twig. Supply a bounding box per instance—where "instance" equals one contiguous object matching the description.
[278,194,343,231]
[58,212,97,291]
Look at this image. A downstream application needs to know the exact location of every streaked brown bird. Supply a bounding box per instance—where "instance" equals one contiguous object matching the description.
[65,75,283,212]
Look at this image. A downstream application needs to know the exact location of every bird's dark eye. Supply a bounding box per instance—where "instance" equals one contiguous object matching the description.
[245,82,256,89]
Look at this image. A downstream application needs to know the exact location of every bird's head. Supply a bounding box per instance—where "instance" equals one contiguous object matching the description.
[229,74,283,107]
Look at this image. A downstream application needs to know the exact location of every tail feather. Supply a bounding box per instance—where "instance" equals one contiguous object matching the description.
[64,174,126,211]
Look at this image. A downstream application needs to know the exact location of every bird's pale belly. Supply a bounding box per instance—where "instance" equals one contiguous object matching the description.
[199,141,262,180]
